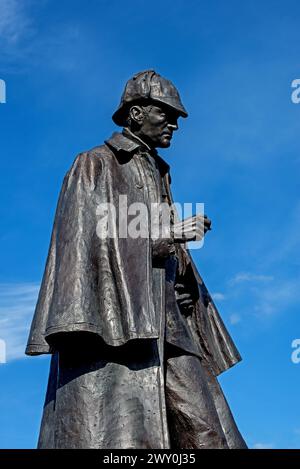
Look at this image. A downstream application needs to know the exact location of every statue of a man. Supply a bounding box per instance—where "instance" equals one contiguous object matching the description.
[26,70,247,449]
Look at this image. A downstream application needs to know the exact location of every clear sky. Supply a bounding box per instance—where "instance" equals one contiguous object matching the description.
[0,0,300,449]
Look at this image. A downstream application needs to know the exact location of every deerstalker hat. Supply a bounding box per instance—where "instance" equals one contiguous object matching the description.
[112,70,188,126]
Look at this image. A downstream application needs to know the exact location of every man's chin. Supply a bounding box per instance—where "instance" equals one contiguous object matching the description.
[158,137,172,148]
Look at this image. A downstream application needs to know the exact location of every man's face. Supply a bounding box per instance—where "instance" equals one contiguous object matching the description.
[134,104,180,148]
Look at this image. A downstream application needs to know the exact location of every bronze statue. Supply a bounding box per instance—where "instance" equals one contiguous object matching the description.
[26,70,247,449]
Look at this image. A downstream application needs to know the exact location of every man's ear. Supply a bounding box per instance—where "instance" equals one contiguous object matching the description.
[129,106,144,125]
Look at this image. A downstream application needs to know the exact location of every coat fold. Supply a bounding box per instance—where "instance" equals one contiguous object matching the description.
[26,133,241,377]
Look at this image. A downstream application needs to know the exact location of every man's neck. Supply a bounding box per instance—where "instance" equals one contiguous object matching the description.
[123,127,153,152]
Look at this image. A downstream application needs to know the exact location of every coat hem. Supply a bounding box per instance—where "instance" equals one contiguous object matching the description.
[26,324,160,355]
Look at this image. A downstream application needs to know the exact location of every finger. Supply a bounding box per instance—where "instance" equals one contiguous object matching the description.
[178,299,193,306]
[176,293,192,301]
[194,230,205,240]
[194,225,205,233]
[176,233,196,242]
[182,223,194,231]
[183,225,201,235]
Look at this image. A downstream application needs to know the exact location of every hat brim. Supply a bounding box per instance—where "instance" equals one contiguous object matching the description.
[112,98,188,127]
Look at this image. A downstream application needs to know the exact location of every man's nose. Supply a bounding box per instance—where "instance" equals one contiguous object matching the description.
[168,121,179,131]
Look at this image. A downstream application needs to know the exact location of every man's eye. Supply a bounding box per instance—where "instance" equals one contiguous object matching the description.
[160,113,166,118]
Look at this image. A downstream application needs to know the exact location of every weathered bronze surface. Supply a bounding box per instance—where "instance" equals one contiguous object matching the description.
[26,70,247,449]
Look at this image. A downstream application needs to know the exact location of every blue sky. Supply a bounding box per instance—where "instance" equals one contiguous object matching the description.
[0,0,300,449]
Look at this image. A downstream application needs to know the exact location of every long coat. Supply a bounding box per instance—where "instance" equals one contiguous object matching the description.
[26,132,245,448]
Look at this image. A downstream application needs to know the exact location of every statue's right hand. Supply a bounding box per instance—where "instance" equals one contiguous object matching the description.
[173,214,211,243]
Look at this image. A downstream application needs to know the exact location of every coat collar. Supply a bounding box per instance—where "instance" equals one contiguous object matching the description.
[105,131,170,176]
[105,131,140,154]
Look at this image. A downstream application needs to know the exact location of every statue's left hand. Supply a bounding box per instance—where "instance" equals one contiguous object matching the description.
[174,283,194,316]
